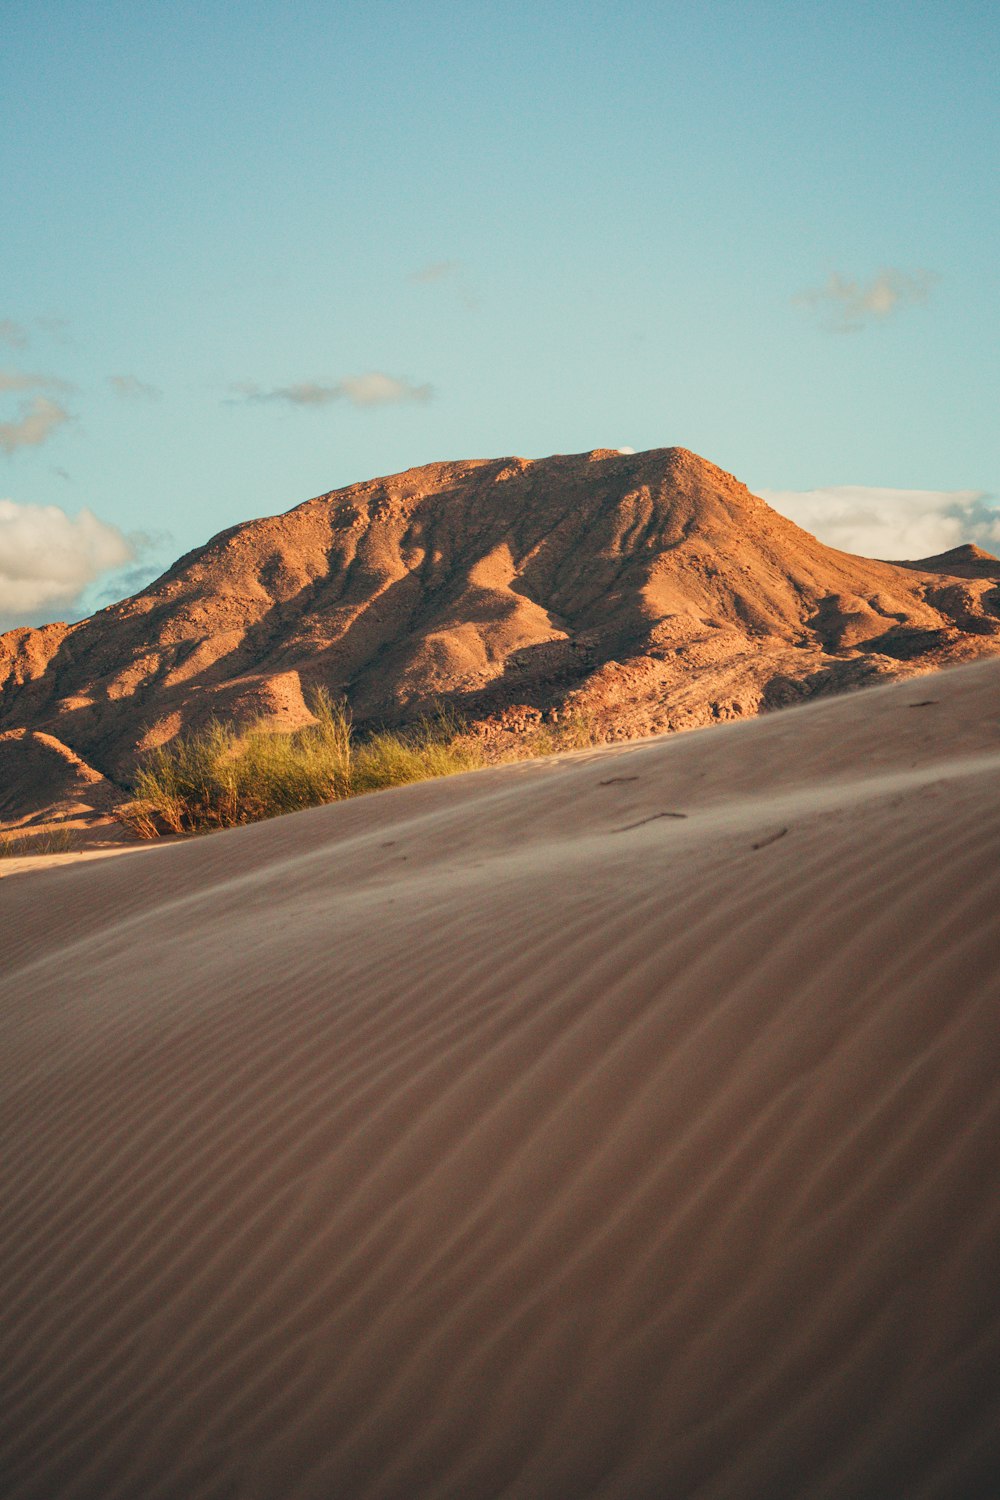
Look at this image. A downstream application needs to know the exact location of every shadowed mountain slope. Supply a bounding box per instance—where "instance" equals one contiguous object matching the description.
[2,447,999,807]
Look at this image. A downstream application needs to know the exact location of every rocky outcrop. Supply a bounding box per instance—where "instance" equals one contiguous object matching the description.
[2,446,999,820]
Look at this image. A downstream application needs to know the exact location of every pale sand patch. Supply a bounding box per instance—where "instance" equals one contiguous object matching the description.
[2,659,1000,1498]
[0,841,155,880]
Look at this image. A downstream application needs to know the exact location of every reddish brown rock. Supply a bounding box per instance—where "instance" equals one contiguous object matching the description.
[0,729,121,830]
[1,446,999,821]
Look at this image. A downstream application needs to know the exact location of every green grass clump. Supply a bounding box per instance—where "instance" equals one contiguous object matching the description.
[117,691,488,837]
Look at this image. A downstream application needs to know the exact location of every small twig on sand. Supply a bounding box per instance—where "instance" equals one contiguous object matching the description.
[613,811,687,832]
[751,827,788,851]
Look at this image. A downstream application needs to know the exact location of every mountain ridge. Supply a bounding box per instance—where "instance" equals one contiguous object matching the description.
[2,445,999,828]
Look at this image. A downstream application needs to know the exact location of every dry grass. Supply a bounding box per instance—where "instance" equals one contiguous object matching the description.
[117,693,487,837]
[0,827,79,858]
[116,692,608,839]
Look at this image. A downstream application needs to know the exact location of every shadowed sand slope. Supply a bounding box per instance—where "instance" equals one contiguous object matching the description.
[2,659,1000,1498]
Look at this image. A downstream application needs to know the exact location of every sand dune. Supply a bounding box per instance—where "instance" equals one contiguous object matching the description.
[2,660,1000,1498]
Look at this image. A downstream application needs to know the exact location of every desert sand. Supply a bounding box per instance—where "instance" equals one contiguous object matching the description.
[2,657,1000,1498]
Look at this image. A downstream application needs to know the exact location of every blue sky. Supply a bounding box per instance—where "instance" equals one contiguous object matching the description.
[1,1,997,626]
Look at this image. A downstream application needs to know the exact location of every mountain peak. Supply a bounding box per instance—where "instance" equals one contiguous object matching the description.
[2,446,999,817]
[898,542,1000,578]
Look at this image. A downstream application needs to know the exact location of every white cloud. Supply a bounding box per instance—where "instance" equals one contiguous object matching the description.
[760,485,1000,561]
[796,268,936,332]
[234,372,432,407]
[616,446,636,454]
[337,372,432,405]
[109,374,162,401]
[0,499,134,628]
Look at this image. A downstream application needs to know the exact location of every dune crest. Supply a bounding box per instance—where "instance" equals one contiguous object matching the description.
[2,658,1000,1497]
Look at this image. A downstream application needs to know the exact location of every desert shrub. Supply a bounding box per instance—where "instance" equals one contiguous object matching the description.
[124,720,242,835]
[117,693,486,837]
[352,708,484,794]
[116,691,609,840]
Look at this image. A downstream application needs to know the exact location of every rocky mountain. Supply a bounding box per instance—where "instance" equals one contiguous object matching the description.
[2,446,1000,827]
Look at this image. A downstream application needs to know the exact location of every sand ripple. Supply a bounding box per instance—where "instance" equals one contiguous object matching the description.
[2,661,1000,1498]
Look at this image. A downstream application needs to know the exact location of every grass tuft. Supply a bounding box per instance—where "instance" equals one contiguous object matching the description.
[116,692,487,837]
[0,827,79,858]
[116,692,608,840]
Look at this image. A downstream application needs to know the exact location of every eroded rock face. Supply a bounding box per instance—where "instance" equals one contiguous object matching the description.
[2,447,999,812]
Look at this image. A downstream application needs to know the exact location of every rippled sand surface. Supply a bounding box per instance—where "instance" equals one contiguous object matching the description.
[3,660,1000,1499]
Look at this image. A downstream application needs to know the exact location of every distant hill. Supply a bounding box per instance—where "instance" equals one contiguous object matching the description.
[2,446,999,824]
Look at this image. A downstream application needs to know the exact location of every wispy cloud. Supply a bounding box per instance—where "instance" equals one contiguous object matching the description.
[760,485,1000,560]
[1,370,74,453]
[35,315,71,343]
[410,261,461,285]
[233,372,433,408]
[409,259,479,310]
[0,498,134,627]
[95,562,164,604]
[231,381,340,407]
[795,268,936,332]
[0,369,74,394]
[0,371,74,453]
[0,396,72,454]
[108,374,162,401]
[0,320,28,350]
